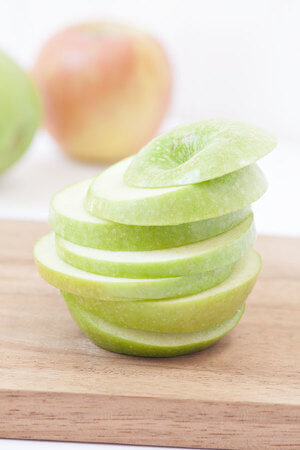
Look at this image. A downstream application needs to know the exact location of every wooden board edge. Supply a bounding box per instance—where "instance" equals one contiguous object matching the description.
[1,389,299,449]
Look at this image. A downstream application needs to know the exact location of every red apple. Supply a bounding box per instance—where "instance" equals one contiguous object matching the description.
[33,22,172,162]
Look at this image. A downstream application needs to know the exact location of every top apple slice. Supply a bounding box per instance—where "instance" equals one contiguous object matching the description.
[124,119,276,188]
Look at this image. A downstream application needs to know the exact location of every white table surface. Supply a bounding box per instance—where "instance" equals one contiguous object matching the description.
[0,131,299,450]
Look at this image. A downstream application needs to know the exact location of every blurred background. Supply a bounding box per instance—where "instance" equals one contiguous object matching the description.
[0,0,299,236]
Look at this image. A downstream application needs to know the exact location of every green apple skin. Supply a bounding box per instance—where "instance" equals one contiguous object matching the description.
[64,297,245,357]
[34,233,235,301]
[50,177,251,251]
[55,214,255,278]
[62,249,261,333]
[0,51,40,174]
[124,119,277,188]
[85,157,267,226]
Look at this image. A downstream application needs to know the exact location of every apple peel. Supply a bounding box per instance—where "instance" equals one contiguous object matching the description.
[50,177,252,250]
[64,297,245,357]
[35,233,235,301]
[55,215,255,278]
[62,249,261,333]
[85,157,267,226]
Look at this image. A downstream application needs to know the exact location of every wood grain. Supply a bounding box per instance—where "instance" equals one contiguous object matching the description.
[0,220,299,449]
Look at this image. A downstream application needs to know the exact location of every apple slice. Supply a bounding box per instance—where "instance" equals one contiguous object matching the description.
[85,157,267,226]
[124,119,276,188]
[64,296,245,357]
[50,177,251,251]
[34,234,235,301]
[62,249,261,333]
[55,215,255,278]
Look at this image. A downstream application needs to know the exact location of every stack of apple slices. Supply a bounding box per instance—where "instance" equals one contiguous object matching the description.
[35,119,276,357]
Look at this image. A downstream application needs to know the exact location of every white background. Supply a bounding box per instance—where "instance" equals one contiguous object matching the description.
[0,1,299,449]
[0,0,299,235]
[1,0,300,142]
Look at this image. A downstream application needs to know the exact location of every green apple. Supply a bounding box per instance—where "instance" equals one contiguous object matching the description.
[85,157,267,226]
[64,297,245,357]
[62,249,261,333]
[55,214,255,278]
[34,233,235,301]
[0,51,40,173]
[50,177,251,251]
[124,119,276,188]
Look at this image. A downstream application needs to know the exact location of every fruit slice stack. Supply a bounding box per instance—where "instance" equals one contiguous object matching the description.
[35,119,276,357]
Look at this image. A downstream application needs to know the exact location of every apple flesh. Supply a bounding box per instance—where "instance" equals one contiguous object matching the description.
[55,215,255,278]
[33,22,171,162]
[62,250,261,333]
[85,157,267,226]
[35,233,235,301]
[65,297,245,357]
[124,119,277,188]
[0,51,40,173]
[50,177,252,250]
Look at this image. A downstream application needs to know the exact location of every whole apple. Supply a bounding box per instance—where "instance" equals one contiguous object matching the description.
[0,51,40,174]
[33,22,172,162]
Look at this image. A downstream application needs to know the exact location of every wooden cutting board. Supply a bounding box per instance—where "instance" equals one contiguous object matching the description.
[0,219,299,449]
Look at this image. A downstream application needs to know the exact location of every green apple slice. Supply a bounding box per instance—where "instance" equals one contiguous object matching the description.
[61,250,260,333]
[85,157,267,226]
[64,296,245,357]
[34,233,235,301]
[50,177,251,251]
[124,119,276,188]
[55,215,255,278]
